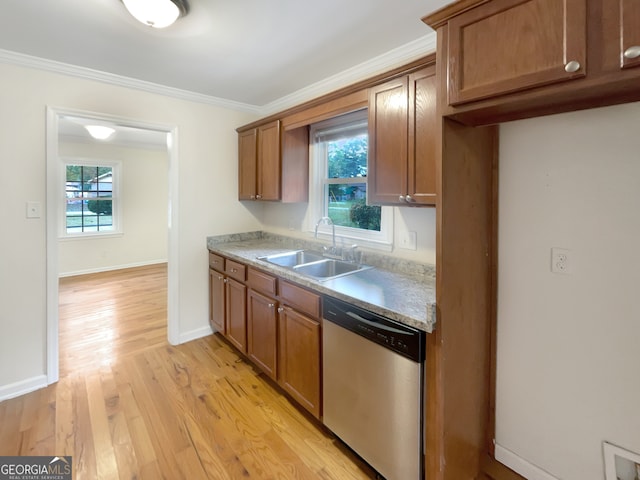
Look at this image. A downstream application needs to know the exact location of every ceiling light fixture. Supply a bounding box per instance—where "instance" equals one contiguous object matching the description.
[84,125,116,140]
[122,0,189,29]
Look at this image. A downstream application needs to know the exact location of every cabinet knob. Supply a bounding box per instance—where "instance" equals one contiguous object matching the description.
[564,61,581,73]
[223,278,228,283]
[256,194,262,199]
[230,268,237,273]
[268,303,275,308]
[217,275,223,280]
[405,194,414,203]
[250,195,256,199]
[277,307,284,313]
[399,195,405,202]
[624,46,640,59]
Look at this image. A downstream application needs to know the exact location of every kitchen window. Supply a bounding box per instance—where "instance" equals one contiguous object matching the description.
[308,110,393,250]
[61,160,122,237]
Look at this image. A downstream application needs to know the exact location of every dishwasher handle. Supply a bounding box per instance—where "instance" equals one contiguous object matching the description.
[346,311,411,335]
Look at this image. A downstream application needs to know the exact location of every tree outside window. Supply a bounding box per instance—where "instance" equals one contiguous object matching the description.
[325,134,381,231]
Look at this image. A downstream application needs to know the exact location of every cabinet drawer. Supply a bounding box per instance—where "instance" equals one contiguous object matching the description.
[279,281,320,318]
[225,260,246,282]
[209,252,225,272]
[247,268,277,296]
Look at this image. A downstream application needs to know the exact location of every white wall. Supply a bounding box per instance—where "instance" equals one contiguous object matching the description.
[58,142,169,275]
[496,102,640,480]
[0,61,261,397]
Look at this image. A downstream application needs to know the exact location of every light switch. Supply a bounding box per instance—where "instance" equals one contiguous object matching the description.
[26,201,42,218]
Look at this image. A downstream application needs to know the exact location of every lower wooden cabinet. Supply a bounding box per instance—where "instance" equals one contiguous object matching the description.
[209,252,322,418]
[209,268,226,333]
[278,306,321,419]
[247,289,278,380]
[225,278,247,353]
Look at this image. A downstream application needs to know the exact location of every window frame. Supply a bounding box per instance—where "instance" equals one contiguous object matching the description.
[60,158,123,239]
[306,110,393,251]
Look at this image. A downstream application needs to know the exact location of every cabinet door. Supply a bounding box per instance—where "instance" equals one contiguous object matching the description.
[600,0,640,73]
[621,0,640,70]
[209,269,225,333]
[257,120,281,201]
[408,66,437,206]
[247,290,278,380]
[238,128,257,200]
[225,278,247,353]
[278,307,321,418]
[447,0,587,105]
[280,126,309,203]
[367,76,409,205]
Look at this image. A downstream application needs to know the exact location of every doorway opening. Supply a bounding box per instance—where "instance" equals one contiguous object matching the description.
[46,107,180,384]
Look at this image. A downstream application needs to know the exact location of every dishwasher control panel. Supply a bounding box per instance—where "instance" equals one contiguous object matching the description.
[322,295,425,362]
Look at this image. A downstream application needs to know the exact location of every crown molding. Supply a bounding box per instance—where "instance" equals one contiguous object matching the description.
[0,32,436,118]
[259,33,437,116]
[0,48,261,114]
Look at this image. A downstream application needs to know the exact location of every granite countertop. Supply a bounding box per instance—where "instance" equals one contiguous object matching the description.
[206,232,436,333]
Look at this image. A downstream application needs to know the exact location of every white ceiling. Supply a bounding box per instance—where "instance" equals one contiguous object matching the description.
[0,0,447,108]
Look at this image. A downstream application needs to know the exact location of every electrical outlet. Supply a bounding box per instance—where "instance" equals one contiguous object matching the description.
[400,231,417,250]
[551,247,571,274]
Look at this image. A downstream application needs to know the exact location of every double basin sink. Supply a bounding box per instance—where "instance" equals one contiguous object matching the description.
[257,249,373,281]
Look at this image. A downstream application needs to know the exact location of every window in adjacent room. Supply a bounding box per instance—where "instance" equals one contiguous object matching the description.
[62,160,121,237]
[308,110,392,249]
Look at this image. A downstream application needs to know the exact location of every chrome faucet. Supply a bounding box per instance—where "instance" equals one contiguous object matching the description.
[314,216,338,256]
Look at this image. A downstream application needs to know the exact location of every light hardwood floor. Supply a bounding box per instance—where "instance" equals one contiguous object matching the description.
[0,264,376,479]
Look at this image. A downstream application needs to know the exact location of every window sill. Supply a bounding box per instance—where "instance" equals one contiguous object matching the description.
[59,232,123,241]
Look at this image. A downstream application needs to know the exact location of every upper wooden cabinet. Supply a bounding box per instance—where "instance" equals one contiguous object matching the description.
[446,0,587,105]
[238,121,309,203]
[368,65,437,206]
[408,67,437,206]
[606,0,640,71]
[238,128,258,200]
[238,120,281,201]
[257,121,281,201]
[424,0,640,125]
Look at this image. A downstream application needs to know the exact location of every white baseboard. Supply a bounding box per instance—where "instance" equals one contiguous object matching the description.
[495,444,560,480]
[59,259,167,278]
[0,374,48,402]
[178,324,214,345]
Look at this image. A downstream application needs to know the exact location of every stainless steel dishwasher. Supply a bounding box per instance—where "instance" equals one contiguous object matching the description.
[322,295,425,480]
